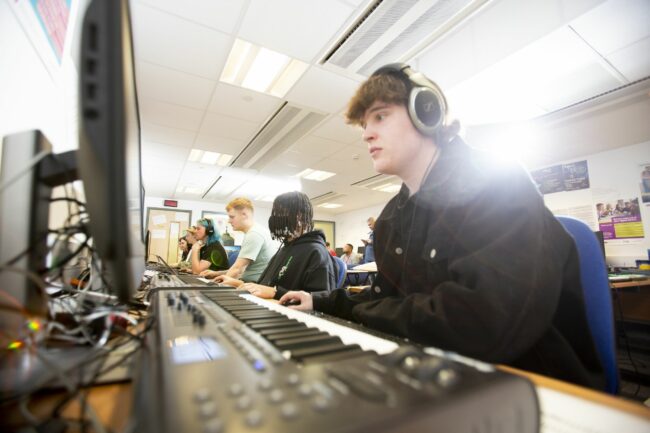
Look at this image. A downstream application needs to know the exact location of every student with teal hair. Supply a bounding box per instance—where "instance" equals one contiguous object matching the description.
[190,218,229,274]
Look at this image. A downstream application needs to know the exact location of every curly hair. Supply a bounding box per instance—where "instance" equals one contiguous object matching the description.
[345,69,460,146]
[268,191,313,242]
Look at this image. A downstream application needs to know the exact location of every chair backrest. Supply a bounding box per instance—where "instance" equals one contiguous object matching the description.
[332,256,347,289]
[227,250,239,267]
[557,216,619,394]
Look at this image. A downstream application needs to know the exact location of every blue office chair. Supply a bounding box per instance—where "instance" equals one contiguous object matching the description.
[227,250,239,267]
[557,216,619,394]
[332,256,347,289]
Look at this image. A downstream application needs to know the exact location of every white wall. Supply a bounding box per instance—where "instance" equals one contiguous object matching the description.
[332,141,650,266]
[540,140,650,266]
[333,203,386,253]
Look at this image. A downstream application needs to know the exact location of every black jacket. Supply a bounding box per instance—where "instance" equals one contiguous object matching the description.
[257,230,337,300]
[314,138,605,390]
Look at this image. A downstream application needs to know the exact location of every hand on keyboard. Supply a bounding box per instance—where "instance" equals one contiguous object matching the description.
[279,291,313,311]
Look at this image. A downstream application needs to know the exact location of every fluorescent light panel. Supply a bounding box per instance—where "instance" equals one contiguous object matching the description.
[296,168,336,181]
[318,203,343,209]
[221,38,307,97]
[187,148,233,166]
[373,183,401,193]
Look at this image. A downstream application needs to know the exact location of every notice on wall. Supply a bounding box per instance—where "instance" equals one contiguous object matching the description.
[640,163,650,205]
[175,212,189,222]
[531,160,590,195]
[150,229,166,239]
[595,198,644,241]
[152,214,167,226]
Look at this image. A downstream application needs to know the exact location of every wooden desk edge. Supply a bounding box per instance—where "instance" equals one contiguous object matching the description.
[500,365,650,420]
[610,278,650,289]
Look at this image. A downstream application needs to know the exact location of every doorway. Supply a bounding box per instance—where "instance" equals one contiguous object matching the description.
[145,207,192,263]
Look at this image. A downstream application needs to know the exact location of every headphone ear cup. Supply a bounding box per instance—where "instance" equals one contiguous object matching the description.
[408,87,444,136]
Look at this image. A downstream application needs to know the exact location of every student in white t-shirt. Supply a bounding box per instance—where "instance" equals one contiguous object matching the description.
[201,197,274,282]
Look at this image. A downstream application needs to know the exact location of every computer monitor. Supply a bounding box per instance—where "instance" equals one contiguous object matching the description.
[78,0,144,302]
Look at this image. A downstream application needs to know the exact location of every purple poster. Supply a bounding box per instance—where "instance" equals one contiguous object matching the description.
[596,198,644,240]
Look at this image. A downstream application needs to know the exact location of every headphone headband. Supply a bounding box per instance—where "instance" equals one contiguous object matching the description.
[371,63,447,136]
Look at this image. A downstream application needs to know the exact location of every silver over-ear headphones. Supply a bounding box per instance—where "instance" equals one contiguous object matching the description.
[371,63,448,136]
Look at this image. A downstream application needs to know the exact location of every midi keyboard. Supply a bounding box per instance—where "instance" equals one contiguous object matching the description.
[134,288,539,433]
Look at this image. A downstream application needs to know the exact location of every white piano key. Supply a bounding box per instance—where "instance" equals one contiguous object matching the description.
[241,294,399,355]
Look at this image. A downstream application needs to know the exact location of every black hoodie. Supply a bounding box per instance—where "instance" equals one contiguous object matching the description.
[314,138,605,391]
[257,229,337,300]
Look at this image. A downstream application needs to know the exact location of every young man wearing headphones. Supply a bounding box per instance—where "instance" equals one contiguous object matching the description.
[280,64,605,390]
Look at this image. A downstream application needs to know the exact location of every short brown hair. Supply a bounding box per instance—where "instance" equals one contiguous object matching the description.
[226,197,254,212]
[345,74,409,126]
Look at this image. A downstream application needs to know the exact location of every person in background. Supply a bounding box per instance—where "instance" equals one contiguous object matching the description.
[279,63,605,390]
[190,218,228,274]
[178,237,192,261]
[214,191,336,300]
[361,217,375,262]
[341,243,361,267]
[326,242,337,257]
[201,197,274,283]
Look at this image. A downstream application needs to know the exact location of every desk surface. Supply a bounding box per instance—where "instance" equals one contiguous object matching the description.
[610,277,650,289]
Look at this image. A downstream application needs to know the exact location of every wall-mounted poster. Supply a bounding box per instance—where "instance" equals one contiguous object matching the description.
[562,160,590,191]
[531,160,590,195]
[640,163,650,205]
[596,198,644,241]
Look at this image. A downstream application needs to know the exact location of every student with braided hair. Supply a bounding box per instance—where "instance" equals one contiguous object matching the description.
[214,191,337,300]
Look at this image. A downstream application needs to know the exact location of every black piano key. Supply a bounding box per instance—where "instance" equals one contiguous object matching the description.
[223,305,267,312]
[232,312,284,320]
[248,320,301,331]
[302,348,369,365]
[263,329,324,341]
[258,324,308,336]
[242,317,293,325]
[288,342,361,361]
[274,335,341,350]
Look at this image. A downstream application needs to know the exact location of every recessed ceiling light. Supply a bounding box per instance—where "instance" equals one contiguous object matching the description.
[318,203,343,209]
[373,183,401,193]
[220,38,307,97]
[296,168,336,181]
[188,148,233,166]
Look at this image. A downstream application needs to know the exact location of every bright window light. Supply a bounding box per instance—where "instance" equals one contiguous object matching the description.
[220,38,307,97]
[296,168,336,181]
[318,203,343,209]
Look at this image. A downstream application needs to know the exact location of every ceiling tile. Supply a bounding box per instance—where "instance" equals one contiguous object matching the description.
[312,114,362,144]
[606,37,650,82]
[238,0,354,62]
[193,134,247,155]
[287,66,361,113]
[570,0,650,55]
[135,0,245,33]
[139,98,205,131]
[141,122,196,147]
[208,83,281,122]
[142,141,191,163]
[137,61,216,109]
[290,135,349,158]
[131,2,231,79]
[199,111,259,141]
